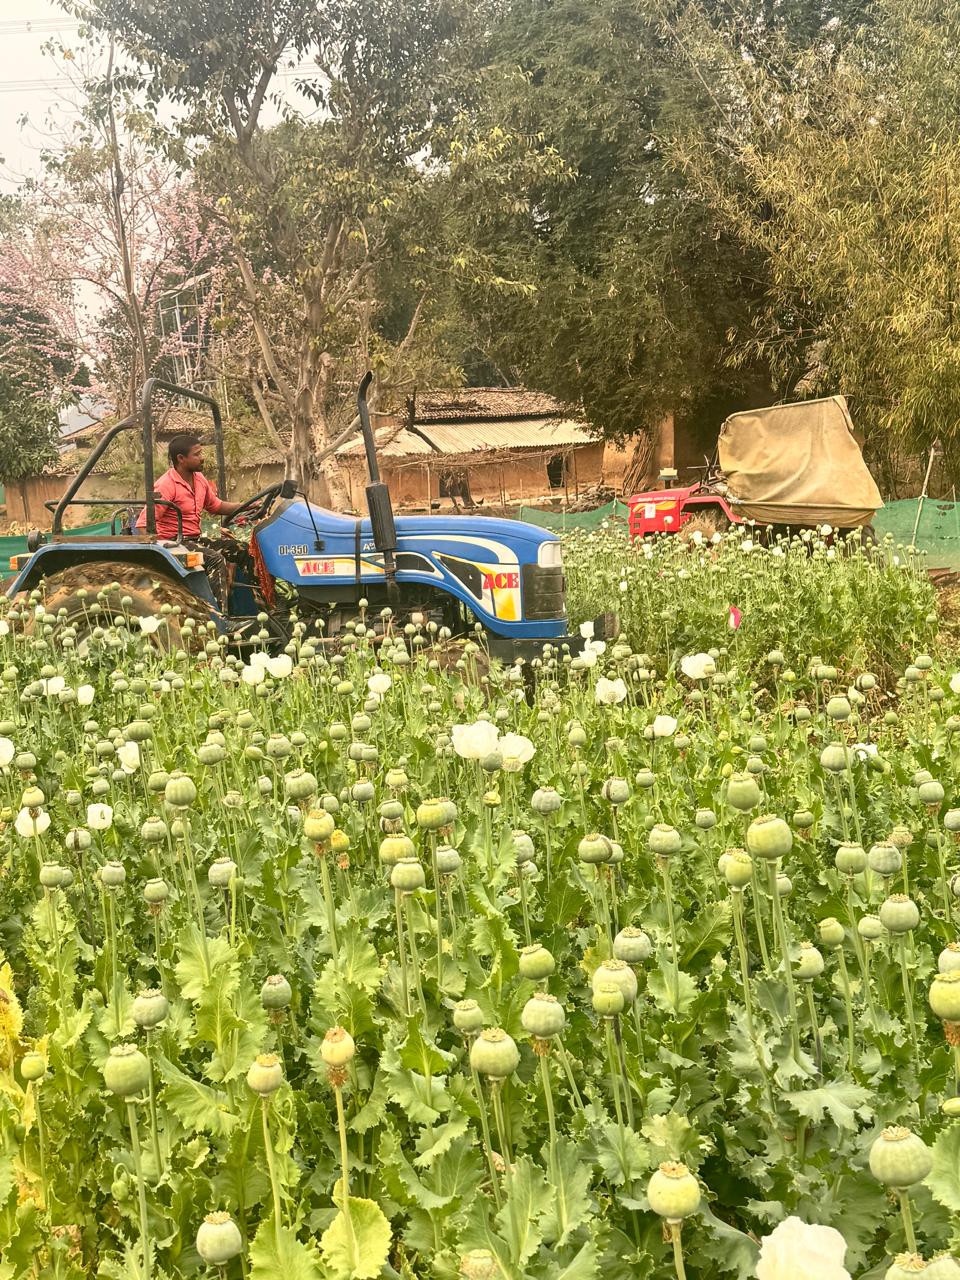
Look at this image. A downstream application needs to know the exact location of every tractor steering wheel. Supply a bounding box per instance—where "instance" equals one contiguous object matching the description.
[221,479,294,528]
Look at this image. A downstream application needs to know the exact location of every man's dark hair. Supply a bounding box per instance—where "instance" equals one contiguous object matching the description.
[168,433,202,467]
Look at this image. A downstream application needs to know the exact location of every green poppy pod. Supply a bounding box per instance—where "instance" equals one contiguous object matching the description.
[916,654,934,671]
[767,650,785,667]
[284,769,318,801]
[328,722,349,742]
[351,713,372,735]
[602,777,630,806]
[379,799,404,821]
[469,1028,520,1079]
[940,943,960,974]
[385,767,408,791]
[795,942,824,979]
[577,833,612,865]
[103,1044,150,1098]
[303,810,336,843]
[613,926,652,964]
[20,1051,46,1083]
[913,769,934,787]
[746,815,793,861]
[857,672,877,691]
[945,810,960,833]
[197,742,227,767]
[820,743,850,773]
[91,778,110,798]
[246,1053,283,1097]
[15,751,37,772]
[794,705,812,723]
[531,787,562,815]
[21,785,44,809]
[826,696,852,721]
[889,826,914,850]
[815,664,838,682]
[132,988,169,1029]
[350,779,375,804]
[207,857,236,888]
[39,862,65,889]
[140,816,168,845]
[196,1212,243,1266]
[518,943,555,981]
[379,834,414,867]
[880,895,920,934]
[869,1126,933,1188]
[453,999,484,1035]
[777,873,793,898]
[100,861,126,888]
[143,878,168,905]
[884,710,899,726]
[835,843,867,875]
[391,857,426,893]
[819,917,846,948]
[647,824,681,858]
[718,849,750,888]
[695,808,717,831]
[436,845,462,875]
[726,773,762,812]
[592,982,624,1017]
[884,1257,930,1279]
[647,1161,701,1219]
[930,972,960,1022]
[867,842,902,878]
[748,734,768,754]
[265,734,293,760]
[125,719,152,743]
[260,974,293,1010]
[793,810,815,831]
[858,914,884,941]
[164,772,197,809]
[592,959,638,1004]
[745,755,765,776]
[416,797,457,830]
[512,831,536,864]
[320,1026,356,1068]
[567,722,587,748]
[521,993,566,1039]
[919,780,945,807]
[634,768,656,790]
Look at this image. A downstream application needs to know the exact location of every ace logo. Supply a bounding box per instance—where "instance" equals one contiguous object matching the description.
[482,570,520,591]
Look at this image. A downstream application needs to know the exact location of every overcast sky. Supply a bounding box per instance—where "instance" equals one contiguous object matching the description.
[0,1,94,192]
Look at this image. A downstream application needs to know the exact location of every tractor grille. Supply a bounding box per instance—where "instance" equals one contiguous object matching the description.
[522,564,566,620]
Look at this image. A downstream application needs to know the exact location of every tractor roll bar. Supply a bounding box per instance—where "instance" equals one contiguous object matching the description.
[140,379,227,536]
[52,413,137,535]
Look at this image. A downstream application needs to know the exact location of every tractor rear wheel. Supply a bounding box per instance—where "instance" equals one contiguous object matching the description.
[679,510,730,544]
[27,562,212,650]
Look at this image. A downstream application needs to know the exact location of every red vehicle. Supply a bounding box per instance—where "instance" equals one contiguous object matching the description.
[628,395,882,543]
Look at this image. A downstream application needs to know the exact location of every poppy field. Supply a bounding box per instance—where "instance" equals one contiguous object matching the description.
[1,529,960,1279]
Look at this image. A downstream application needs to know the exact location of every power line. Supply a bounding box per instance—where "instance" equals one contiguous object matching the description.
[0,20,81,35]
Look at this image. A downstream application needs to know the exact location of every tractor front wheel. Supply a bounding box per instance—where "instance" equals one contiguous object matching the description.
[27,562,211,650]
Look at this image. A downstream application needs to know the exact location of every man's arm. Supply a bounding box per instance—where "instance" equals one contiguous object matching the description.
[201,480,242,520]
[216,500,245,519]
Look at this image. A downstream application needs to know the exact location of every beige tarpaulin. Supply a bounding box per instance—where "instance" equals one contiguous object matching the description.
[718,395,883,527]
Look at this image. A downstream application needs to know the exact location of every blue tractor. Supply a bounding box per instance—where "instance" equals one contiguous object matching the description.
[7,376,612,658]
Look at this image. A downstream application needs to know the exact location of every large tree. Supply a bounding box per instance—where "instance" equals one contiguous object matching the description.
[64,0,512,504]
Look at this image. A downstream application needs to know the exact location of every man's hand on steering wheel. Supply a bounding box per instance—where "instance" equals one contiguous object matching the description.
[221,480,288,529]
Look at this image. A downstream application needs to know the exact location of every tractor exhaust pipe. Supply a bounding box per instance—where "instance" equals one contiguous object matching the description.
[358,372,399,603]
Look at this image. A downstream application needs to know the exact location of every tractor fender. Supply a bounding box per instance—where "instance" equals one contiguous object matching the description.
[680,495,739,523]
[6,541,216,607]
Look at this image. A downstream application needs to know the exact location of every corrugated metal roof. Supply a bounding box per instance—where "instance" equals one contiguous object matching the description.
[338,417,593,460]
[413,387,569,422]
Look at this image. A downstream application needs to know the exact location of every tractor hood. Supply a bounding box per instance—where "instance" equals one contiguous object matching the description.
[268,500,558,551]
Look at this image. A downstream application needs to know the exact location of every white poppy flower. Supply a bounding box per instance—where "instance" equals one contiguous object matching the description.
[86,803,113,831]
[950,673,960,694]
[820,524,834,537]
[499,733,536,771]
[117,741,140,774]
[368,672,392,695]
[267,654,293,679]
[579,646,598,669]
[595,677,628,705]
[619,580,628,592]
[0,620,9,636]
[652,714,678,738]
[40,676,66,696]
[579,620,595,641]
[249,650,271,669]
[690,530,703,546]
[451,720,501,760]
[241,664,266,686]
[139,616,162,635]
[0,738,14,768]
[15,808,50,837]
[851,742,878,761]
[681,653,716,681]
[77,685,95,706]
[756,1216,849,1280]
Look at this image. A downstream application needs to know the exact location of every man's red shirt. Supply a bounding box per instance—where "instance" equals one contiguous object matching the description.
[136,467,225,540]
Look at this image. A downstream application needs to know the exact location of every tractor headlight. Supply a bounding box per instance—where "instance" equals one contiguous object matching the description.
[537,540,563,569]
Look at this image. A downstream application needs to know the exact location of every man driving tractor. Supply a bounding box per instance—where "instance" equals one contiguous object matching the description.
[136,432,245,609]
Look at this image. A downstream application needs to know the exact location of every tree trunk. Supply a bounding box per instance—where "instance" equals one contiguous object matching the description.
[290,278,351,508]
